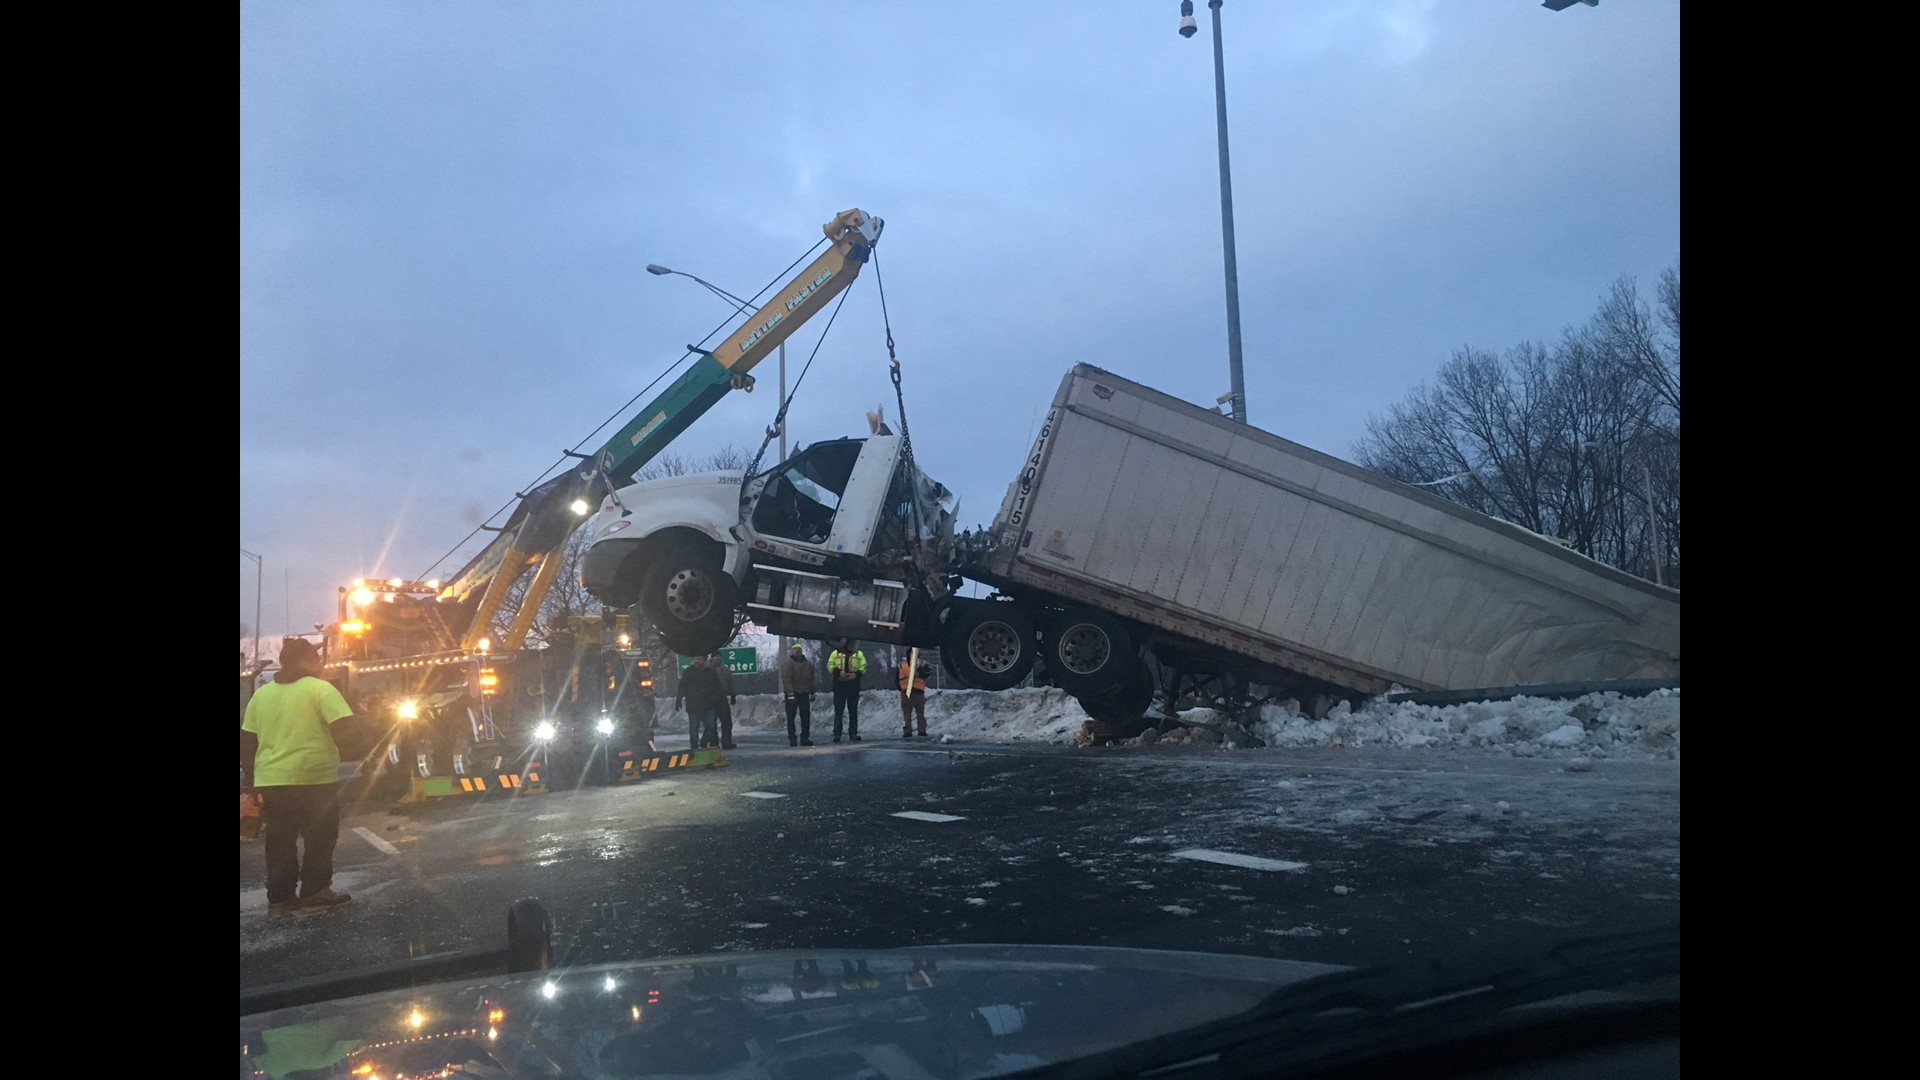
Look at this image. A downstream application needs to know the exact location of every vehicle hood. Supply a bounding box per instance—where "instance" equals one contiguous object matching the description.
[240,943,1351,1079]
[610,469,745,501]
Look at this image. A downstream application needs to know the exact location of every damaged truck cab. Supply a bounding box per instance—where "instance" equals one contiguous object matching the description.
[581,434,959,660]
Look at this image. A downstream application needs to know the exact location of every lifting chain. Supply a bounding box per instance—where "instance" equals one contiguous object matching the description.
[874,252,930,572]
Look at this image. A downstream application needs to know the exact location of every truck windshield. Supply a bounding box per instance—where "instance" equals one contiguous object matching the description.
[751,440,862,544]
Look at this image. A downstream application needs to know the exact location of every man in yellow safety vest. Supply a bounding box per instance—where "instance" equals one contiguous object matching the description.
[827,637,867,742]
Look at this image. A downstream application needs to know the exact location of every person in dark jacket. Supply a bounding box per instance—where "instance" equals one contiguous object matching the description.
[780,643,816,746]
[708,652,738,750]
[675,655,726,750]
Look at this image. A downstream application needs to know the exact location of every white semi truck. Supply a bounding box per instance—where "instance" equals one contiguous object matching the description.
[581,364,1680,731]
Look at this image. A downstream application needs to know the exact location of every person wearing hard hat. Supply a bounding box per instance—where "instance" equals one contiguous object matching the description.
[780,643,817,747]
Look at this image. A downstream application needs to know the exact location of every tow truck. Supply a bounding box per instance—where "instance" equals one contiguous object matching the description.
[316,209,884,798]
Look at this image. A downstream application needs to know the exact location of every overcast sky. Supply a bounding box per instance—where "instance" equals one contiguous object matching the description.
[240,1,1679,637]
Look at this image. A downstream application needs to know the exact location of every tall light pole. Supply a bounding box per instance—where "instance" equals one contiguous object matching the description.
[645,264,757,318]
[240,547,263,671]
[646,263,787,653]
[645,262,782,454]
[1180,0,1248,425]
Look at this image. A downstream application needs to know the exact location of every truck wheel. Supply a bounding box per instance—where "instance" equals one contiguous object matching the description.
[1076,664,1154,739]
[638,541,737,656]
[1044,608,1135,697]
[944,602,1037,691]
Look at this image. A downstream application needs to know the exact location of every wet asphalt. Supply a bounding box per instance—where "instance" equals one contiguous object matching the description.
[240,732,1680,990]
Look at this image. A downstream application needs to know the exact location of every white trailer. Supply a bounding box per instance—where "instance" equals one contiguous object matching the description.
[954,365,1679,723]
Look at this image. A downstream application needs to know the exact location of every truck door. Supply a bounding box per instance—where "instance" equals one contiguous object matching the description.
[745,438,901,558]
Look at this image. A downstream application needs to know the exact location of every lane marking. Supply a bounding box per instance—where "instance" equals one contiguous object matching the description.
[1171,848,1307,872]
[891,811,965,823]
[740,791,787,800]
[353,826,401,855]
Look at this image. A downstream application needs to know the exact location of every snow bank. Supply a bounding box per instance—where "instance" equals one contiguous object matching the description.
[1251,688,1681,760]
[719,685,1678,760]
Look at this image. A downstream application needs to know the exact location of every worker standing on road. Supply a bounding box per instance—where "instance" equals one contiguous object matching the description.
[708,651,739,751]
[240,637,361,916]
[675,654,725,750]
[781,643,817,747]
[828,637,867,742]
[898,654,931,738]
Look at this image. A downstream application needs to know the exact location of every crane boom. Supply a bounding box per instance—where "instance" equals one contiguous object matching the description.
[437,209,882,649]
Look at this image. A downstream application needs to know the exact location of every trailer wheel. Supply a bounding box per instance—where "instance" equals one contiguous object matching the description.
[1076,664,1155,739]
[1044,608,1136,697]
[944,601,1037,691]
[637,540,737,657]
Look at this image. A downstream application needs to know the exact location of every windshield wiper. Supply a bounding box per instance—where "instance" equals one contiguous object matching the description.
[1030,924,1679,1079]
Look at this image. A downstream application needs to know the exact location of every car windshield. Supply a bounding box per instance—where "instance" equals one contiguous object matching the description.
[243,4,1679,1077]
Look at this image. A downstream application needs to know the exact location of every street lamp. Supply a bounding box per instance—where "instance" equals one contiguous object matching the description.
[645,263,784,461]
[1178,0,1248,426]
[240,547,263,671]
[644,264,758,318]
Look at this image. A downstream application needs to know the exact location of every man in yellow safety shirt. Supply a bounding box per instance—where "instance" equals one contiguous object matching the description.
[241,637,364,915]
[827,637,867,742]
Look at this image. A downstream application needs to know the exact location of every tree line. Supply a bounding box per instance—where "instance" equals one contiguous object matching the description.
[1353,265,1679,585]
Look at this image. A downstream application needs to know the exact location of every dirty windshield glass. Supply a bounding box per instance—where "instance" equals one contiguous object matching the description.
[243,4,1679,1077]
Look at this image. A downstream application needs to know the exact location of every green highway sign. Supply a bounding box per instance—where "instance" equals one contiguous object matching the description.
[676,647,759,675]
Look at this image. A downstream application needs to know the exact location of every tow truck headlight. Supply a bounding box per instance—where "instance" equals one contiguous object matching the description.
[534,720,557,742]
[396,700,419,721]
[570,499,592,516]
[596,716,616,737]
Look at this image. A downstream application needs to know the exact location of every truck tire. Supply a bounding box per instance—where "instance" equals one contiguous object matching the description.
[1043,608,1136,697]
[637,540,737,657]
[1076,664,1155,739]
[944,601,1037,691]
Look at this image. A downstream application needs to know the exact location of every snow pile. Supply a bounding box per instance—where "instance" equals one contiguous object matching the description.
[716,686,1679,759]
[1251,689,1680,760]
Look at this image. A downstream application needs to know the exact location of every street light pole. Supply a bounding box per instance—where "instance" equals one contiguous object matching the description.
[1182,0,1248,425]
[240,548,263,671]
[645,264,758,318]
[648,262,788,653]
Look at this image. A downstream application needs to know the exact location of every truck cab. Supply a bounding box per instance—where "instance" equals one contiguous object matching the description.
[581,435,957,657]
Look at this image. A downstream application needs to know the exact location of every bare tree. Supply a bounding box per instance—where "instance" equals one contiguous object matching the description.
[633,443,748,481]
[1356,263,1681,583]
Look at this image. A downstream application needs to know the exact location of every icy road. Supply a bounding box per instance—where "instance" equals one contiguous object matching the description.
[240,717,1680,990]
